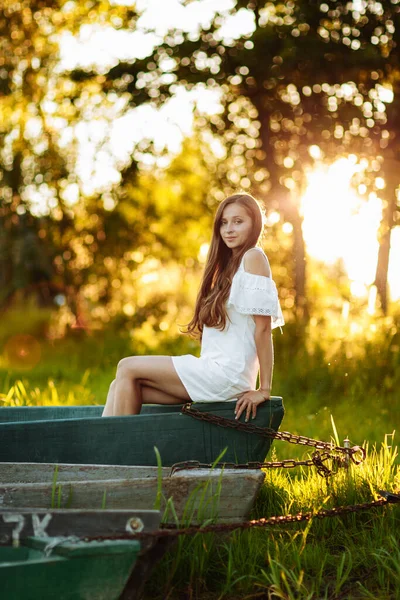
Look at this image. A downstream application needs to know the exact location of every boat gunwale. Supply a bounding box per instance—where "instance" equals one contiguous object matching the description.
[0,397,284,427]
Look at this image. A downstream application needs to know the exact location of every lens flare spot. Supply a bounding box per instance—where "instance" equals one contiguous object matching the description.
[4,335,41,370]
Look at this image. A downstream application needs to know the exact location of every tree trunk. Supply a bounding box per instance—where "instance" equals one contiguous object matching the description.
[287,186,308,321]
[256,109,309,322]
[374,158,399,314]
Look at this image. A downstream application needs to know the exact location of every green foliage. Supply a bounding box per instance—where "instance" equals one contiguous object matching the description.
[153,446,163,512]
[0,299,53,346]
[0,0,145,314]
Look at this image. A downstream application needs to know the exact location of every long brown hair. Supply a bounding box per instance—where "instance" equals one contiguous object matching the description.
[183,193,266,339]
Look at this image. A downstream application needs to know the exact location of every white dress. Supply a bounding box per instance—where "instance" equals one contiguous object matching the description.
[172,247,285,402]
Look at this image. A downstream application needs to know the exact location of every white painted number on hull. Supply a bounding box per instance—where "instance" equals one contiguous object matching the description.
[2,513,52,546]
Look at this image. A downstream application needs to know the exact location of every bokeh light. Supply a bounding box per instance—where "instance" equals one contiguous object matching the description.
[4,335,42,371]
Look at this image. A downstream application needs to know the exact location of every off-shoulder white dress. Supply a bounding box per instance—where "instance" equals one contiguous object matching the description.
[172,247,285,402]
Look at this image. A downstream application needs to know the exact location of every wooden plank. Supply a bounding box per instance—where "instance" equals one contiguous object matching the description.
[0,405,103,423]
[0,469,265,524]
[0,398,284,466]
[0,463,170,483]
[0,404,183,423]
[0,509,161,547]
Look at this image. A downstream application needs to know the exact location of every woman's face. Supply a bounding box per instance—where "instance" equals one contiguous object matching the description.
[220,203,253,252]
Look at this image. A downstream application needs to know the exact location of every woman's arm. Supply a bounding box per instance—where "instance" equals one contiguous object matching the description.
[234,249,274,421]
[254,315,273,398]
[235,316,273,422]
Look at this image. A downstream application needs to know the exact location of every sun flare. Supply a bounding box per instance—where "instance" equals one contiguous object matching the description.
[300,157,399,301]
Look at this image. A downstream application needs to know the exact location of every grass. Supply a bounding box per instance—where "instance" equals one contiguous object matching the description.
[0,315,399,598]
[144,436,399,599]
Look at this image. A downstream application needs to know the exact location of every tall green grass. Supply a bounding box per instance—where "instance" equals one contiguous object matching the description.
[0,373,94,407]
[144,435,399,599]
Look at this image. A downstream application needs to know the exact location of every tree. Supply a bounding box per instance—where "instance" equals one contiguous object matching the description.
[75,0,400,317]
[374,158,400,313]
[0,0,140,314]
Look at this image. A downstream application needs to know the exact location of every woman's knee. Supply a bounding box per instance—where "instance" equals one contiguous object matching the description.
[116,356,139,377]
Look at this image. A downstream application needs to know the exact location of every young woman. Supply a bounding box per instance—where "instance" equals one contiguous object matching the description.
[102,193,284,422]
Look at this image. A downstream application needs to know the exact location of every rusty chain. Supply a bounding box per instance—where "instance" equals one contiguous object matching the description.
[86,490,400,542]
[179,403,366,477]
[169,451,342,478]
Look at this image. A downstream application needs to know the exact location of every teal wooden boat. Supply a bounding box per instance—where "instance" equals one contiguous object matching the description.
[0,508,164,600]
[0,398,284,466]
[1,535,141,600]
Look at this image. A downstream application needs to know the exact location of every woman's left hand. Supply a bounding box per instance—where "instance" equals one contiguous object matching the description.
[234,389,269,422]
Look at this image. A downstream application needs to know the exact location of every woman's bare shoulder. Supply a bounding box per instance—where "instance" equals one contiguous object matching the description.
[243,248,271,277]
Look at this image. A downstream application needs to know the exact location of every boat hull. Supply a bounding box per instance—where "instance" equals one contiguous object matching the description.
[0,507,160,547]
[0,399,284,466]
[1,536,141,600]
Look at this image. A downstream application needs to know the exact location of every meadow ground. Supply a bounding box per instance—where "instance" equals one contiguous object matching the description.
[0,320,399,599]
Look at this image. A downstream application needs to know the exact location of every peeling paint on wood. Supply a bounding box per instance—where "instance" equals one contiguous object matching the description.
[0,465,265,524]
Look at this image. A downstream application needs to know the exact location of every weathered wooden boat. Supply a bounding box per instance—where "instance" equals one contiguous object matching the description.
[0,507,171,600]
[0,462,265,524]
[0,398,284,466]
[1,535,141,600]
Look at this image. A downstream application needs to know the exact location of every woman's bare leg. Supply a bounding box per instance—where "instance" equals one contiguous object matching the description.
[141,384,185,405]
[113,356,191,416]
[102,380,186,417]
[102,380,116,416]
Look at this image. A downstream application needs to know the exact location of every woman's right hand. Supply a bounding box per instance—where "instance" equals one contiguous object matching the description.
[235,389,268,422]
